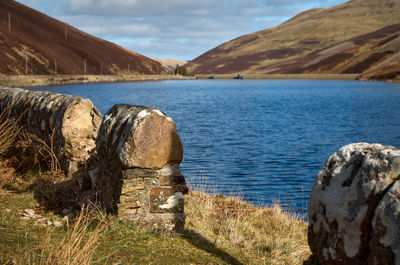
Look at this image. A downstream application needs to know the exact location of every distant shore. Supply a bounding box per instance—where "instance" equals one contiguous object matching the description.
[1,73,397,88]
[194,73,360,80]
[0,74,195,88]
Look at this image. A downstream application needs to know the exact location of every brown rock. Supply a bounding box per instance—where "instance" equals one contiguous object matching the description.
[97,104,183,169]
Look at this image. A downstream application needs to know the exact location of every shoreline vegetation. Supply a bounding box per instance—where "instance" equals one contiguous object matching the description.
[0,74,195,88]
[1,73,395,88]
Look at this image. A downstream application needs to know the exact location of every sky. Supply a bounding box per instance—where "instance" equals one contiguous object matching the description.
[16,0,348,61]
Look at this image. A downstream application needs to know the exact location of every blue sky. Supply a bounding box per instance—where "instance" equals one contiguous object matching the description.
[17,0,348,60]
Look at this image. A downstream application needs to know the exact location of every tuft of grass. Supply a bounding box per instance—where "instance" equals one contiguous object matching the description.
[185,191,311,264]
[31,207,107,265]
[0,109,20,157]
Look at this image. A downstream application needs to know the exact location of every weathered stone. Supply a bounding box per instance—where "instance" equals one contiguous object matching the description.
[23,208,35,216]
[88,104,187,232]
[0,87,101,176]
[121,168,159,179]
[308,143,400,265]
[119,194,140,204]
[118,201,142,209]
[159,174,185,186]
[159,164,186,186]
[97,104,183,169]
[138,213,186,233]
[159,164,182,176]
[369,181,400,265]
[150,187,187,213]
[121,185,145,195]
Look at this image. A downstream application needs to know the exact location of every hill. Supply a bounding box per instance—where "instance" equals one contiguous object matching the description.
[0,0,161,75]
[186,0,400,75]
[154,58,188,73]
[257,23,400,81]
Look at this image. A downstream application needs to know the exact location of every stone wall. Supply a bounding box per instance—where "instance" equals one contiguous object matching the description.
[308,143,400,265]
[87,104,187,232]
[0,88,187,232]
[0,87,102,176]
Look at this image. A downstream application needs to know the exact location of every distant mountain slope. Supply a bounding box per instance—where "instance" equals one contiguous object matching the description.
[186,0,400,75]
[257,23,400,79]
[153,58,188,73]
[0,0,161,75]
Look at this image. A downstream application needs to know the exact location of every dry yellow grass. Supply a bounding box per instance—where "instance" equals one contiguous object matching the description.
[185,190,311,264]
[0,109,19,157]
[29,207,107,265]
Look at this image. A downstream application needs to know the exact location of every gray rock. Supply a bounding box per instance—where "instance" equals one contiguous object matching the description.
[308,143,400,265]
[23,208,35,216]
[52,221,63,227]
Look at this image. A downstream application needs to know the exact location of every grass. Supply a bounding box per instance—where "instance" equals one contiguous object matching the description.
[0,114,311,264]
[0,109,20,157]
[195,73,359,80]
[0,74,194,88]
[0,188,311,264]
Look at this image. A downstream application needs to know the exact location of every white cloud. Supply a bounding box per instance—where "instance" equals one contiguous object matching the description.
[16,0,349,60]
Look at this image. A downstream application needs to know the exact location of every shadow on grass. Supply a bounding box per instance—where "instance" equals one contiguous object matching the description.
[183,229,244,265]
[32,179,78,214]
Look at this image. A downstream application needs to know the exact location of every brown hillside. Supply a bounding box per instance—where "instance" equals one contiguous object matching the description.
[0,0,161,75]
[186,0,400,75]
[257,23,400,80]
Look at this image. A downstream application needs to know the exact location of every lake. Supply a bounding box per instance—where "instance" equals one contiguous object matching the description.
[34,79,400,216]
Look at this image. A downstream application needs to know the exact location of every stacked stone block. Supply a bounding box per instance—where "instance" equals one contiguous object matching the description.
[89,104,187,232]
[0,87,102,176]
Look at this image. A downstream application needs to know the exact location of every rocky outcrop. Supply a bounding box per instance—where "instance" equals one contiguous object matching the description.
[308,143,400,265]
[0,87,102,176]
[88,104,187,232]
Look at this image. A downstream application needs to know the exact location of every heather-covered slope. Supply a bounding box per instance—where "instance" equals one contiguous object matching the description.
[186,0,400,75]
[0,0,161,75]
[257,23,400,81]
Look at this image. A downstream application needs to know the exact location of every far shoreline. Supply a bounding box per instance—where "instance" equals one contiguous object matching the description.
[0,73,397,88]
[0,74,195,88]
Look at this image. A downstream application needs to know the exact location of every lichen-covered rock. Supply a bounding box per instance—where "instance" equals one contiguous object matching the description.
[96,104,183,169]
[0,87,102,176]
[90,104,187,232]
[308,143,400,265]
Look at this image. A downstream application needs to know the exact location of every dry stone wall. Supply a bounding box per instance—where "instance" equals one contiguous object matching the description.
[0,87,102,176]
[0,88,188,232]
[308,143,400,265]
[87,104,188,232]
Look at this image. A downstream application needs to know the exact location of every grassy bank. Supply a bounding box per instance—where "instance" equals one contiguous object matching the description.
[195,73,359,80]
[0,74,194,88]
[0,188,310,264]
[0,73,361,89]
[0,141,310,264]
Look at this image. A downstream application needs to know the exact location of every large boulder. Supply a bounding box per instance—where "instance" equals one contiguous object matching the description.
[308,143,400,265]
